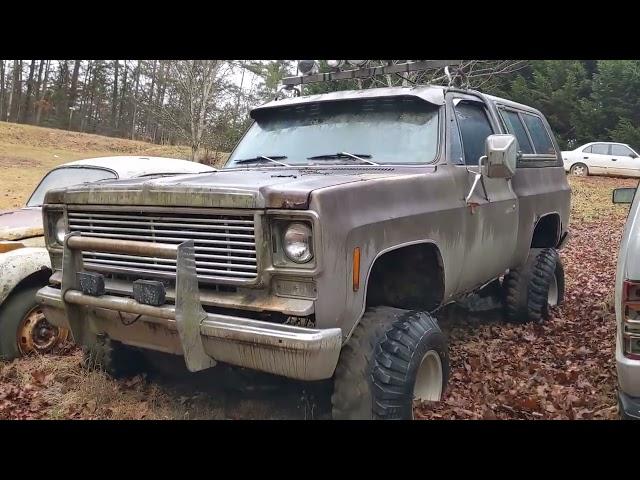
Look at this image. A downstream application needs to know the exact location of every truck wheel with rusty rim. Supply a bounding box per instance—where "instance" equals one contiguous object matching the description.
[503,247,565,323]
[331,306,449,420]
[82,334,146,378]
[0,284,69,360]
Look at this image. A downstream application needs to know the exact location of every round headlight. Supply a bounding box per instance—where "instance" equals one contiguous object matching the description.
[327,60,345,69]
[298,60,318,75]
[54,217,66,244]
[283,222,313,264]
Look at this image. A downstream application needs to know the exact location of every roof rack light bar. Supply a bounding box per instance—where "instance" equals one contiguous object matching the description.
[282,60,462,87]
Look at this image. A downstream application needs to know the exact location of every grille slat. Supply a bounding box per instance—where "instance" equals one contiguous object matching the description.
[68,208,258,284]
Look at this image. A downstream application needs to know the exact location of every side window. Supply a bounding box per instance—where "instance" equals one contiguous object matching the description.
[592,143,610,155]
[500,109,534,154]
[454,101,494,166]
[611,144,634,157]
[582,145,593,153]
[522,114,556,155]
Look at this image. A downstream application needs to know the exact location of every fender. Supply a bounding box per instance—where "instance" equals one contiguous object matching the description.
[0,247,52,305]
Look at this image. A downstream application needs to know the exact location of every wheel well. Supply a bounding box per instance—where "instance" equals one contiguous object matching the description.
[9,268,51,298]
[366,243,444,311]
[531,214,561,248]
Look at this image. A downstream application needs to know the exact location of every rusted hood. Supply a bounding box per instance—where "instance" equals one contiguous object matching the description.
[45,168,414,209]
[0,207,43,240]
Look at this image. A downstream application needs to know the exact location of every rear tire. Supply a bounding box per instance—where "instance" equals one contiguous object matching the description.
[503,248,565,324]
[331,307,449,420]
[570,163,589,176]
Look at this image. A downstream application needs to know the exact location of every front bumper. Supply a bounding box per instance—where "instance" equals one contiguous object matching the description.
[36,235,342,381]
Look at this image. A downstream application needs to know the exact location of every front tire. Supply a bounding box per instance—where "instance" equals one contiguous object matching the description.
[0,284,69,360]
[503,248,565,324]
[332,307,449,420]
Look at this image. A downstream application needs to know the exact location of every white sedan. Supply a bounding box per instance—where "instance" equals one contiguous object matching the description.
[562,142,640,177]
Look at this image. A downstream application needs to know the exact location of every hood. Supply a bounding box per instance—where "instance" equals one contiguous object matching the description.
[0,207,43,241]
[45,167,422,209]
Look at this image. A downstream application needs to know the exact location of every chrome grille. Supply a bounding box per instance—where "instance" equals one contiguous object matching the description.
[67,208,258,284]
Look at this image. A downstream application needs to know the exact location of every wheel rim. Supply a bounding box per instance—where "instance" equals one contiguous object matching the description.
[572,165,586,176]
[414,350,443,403]
[548,272,559,307]
[17,306,68,355]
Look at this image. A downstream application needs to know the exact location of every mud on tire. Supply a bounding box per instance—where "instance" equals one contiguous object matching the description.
[332,306,449,420]
[503,248,565,324]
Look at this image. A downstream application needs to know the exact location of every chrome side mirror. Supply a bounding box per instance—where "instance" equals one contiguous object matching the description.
[483,134,518,179]
[613,187,636,204]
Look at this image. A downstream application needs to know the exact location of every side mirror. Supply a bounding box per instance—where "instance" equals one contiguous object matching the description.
[613,187,636,204]
[631,153,639,159]
[482,134,518,179]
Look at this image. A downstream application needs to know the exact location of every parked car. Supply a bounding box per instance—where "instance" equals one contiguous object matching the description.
[562,142,640,177]
[0,156,214,360]
[613,184,640,419]
[36,63,571,420]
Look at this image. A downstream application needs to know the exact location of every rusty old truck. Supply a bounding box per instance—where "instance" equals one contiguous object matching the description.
[35,64,571,420]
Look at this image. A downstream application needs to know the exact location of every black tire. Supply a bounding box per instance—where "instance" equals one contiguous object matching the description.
[570,163,589,176]
[332,307,449,420]
[0,284,66,360]
[503,248,565,324]
[81,334,147,379]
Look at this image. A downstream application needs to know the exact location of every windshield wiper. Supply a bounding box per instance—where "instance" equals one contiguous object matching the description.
[233,155,291,167]
[307,152,380,165]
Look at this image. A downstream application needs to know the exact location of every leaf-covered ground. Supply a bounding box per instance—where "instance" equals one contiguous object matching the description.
[0,175,638,420]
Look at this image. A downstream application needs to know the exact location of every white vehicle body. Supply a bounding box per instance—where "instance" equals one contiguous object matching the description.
[614,183,640,419]
[562,142,640,177]
[0,156,214,358]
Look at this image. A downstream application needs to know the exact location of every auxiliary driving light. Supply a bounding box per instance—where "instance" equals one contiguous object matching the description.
[132,279,166,306]
[298,60,318,75]
[327,60,345,69]
[77,272,106,297]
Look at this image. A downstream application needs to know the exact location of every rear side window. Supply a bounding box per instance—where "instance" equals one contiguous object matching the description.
[501,110,534,154]
[522,114,556,155]
[592,143,609,155]
[582,145,593,153]
[455,101,494,166]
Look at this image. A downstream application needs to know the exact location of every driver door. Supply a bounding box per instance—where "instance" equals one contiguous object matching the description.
[449,94,519,293]
[609,144,640,177]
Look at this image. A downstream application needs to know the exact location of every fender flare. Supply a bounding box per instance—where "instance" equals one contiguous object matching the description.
[0,247,52,306]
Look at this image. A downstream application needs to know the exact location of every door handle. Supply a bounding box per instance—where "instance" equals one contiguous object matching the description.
[612,158,618,161]
[583,156,589,159]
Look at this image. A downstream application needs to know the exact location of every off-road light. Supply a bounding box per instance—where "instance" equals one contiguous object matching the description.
[55,216,66,244]
[347,60,367,67]
[327,60,345,69]
[77,272,106,297]
[283,222,313,263]
[133,279,166,306]
[298,60,317,75]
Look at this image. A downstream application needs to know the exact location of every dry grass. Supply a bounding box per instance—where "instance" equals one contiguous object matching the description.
[0,122,228,210]
[567,175,638,222]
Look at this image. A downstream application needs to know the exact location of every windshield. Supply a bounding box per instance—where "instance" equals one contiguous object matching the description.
[225,97,440,167]
[27,167,117,207]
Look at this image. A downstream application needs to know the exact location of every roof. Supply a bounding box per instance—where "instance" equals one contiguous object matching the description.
[54,156,215,179]
[252,85,447,117]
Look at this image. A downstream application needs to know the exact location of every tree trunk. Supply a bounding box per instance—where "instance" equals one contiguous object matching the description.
[22,60,36,123]
[35,60,50,125]
[111,60,119,131]
[131,61,140,140]
[67,60,81,129]
[79,60,93,132]
[9,60,22,122]
[145,60,157,137]
[117,60,128,136]
[0,60,5,121]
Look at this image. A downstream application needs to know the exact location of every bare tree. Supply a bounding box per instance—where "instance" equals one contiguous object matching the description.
[153,60,223,161]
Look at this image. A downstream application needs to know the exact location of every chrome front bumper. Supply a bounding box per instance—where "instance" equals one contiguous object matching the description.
[36,234,342,381]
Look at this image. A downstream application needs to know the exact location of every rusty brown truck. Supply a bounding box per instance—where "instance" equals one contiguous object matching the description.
[36,64,571,420]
